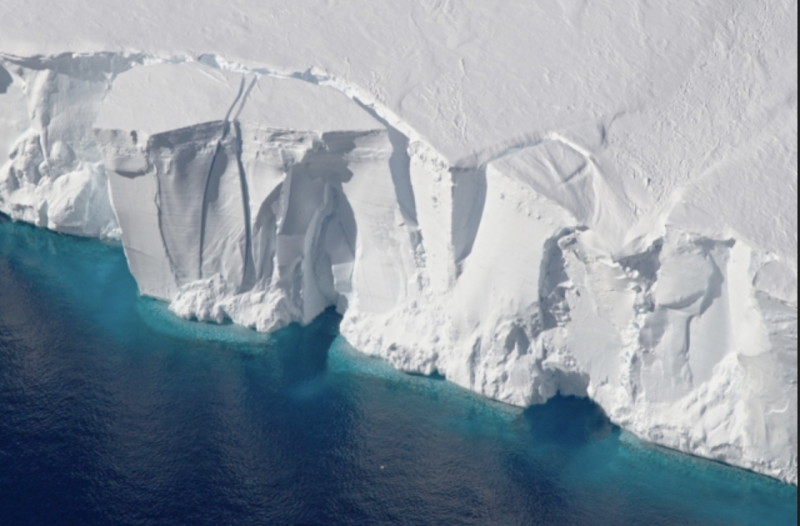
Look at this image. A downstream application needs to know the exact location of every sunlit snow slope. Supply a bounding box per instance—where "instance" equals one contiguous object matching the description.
[0,0,796,484]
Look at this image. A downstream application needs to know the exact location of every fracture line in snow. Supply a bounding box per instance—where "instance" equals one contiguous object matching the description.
[198,75,247,279]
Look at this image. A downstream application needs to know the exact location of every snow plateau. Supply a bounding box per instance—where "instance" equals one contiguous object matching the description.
[0,0,796,484]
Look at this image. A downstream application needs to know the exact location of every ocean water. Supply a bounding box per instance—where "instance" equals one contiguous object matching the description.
[0,216,796,526]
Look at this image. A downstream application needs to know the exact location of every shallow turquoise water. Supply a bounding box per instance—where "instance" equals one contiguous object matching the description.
[0,215,796,525]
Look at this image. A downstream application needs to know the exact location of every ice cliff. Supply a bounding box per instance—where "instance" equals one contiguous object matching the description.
[0,0,796,485]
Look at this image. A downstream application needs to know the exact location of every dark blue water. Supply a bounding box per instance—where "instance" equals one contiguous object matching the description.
[0,216,796,526]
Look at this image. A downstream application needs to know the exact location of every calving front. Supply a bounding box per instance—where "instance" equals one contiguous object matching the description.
[0,54,796,486]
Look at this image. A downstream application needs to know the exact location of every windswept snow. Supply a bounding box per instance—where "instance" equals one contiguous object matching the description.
[0,0,797,484]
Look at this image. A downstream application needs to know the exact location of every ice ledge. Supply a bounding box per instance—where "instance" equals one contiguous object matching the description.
[0,51,796,485]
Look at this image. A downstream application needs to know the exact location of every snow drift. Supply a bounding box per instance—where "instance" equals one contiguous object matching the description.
[0,0,796,485]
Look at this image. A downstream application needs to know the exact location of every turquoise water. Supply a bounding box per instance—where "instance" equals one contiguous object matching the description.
[0,214,796,525]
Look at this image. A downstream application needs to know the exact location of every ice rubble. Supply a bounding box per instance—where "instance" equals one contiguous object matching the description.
[0,0,797,484]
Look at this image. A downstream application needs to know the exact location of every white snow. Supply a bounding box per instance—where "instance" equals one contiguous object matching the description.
[1,0,797,484]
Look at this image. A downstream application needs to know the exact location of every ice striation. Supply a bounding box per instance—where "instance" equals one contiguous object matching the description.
[0,0,797,485]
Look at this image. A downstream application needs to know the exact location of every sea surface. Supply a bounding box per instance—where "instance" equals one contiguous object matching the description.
[0,215,796,526]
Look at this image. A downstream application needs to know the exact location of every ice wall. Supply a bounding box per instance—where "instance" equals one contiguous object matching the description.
[94,62,408,334]
[0,55,796,485]
[0,54,135,238]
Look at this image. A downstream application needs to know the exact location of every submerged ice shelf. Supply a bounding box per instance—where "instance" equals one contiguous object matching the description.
[0,0,797,486]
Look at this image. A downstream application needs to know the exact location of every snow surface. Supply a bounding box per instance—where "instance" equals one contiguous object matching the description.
[0,0,797,484]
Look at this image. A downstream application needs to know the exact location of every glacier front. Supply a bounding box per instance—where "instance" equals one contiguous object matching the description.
[0,0,796,484]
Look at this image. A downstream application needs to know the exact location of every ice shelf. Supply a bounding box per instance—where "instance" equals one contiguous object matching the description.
[0,0,796,484]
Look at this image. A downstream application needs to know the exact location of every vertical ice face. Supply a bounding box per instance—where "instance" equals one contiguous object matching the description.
[94,62,243,298]
[0,53,794,485]
[94,62,408,331]
[0,54,132,238]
